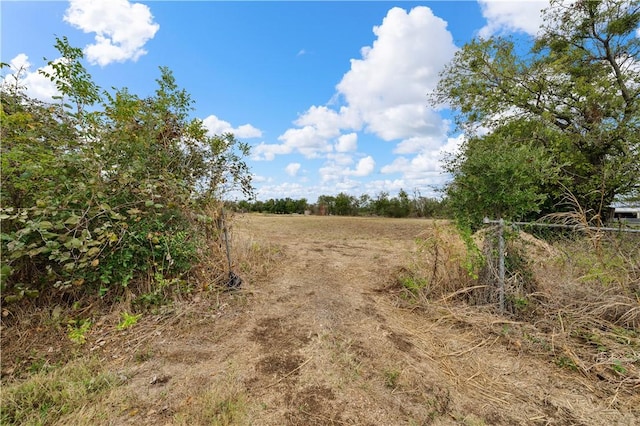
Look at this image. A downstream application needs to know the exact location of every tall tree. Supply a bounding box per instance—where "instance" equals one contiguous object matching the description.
[334,192,356,216]
[434,0,639,224]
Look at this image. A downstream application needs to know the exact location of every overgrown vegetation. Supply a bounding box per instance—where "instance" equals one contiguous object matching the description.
[414,3,640,390]
[0,357,120,425]
[1,37,253,307]
[3,2,639,422]
[393,220,640,391]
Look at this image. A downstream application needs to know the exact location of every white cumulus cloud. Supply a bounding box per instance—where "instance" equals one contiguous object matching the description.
[285,163,302,177]
[477,0,547,38]
[319,155,375,182]
[261,5,457,170]
[350,156,376,177]
[327,152,355,166]
[252,174,271,184]
[276,125,335,159]
[381,134,464,180]
[394,134,447,155]
[336,6,456,141]
[202,114,262,138]
[252,142,293,161]
[256,182,309,200]
[64,0,159,66]
[256,105,360,159]
[335,133,358,152]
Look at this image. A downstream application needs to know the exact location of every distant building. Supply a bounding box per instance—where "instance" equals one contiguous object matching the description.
[607,202,640,224]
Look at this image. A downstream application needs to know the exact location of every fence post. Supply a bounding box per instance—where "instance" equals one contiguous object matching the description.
[481,216,639,313]
[498,218,505,313]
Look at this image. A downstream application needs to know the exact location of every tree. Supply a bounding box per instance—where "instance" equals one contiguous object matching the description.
[358,194,372,215]
[372,192,390,216]
[317,195,336,215]
[397,189,412,217]
[445,120,561,227]
[411,189,448,218]
[434,0,639,224]
[334,192,356,216]
[296,198,308,214]
[263,199,275,213]
[100,67,253,203]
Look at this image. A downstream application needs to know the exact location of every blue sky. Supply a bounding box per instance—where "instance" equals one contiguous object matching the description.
[1,0,551,202]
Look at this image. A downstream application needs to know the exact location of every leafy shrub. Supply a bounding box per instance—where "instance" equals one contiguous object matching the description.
[0,37,253,305]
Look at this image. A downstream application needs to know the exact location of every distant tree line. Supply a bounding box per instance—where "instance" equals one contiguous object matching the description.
[235,197,308,215]
[233,189,450,218]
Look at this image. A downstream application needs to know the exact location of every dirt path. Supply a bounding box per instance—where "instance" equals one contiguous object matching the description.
[231,215,431,425]
[109,215,638,425]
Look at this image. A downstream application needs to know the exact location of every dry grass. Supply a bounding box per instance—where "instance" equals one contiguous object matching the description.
[0,357,120,425]
[171,368,249,426]
[383,221,478,305]
[530,233,640,390]
[396,222,640,394]
[3,214,639,425]
[233,233,286,283]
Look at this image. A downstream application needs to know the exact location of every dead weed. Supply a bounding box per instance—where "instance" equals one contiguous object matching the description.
[388,222,640,395]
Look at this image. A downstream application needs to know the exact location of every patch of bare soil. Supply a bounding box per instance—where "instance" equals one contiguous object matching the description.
[4,214,639,425]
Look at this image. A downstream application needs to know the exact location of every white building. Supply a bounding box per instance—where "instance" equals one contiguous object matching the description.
[608,203,640,223]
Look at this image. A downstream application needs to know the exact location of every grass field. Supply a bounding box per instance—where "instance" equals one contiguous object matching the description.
[2,214,638,425]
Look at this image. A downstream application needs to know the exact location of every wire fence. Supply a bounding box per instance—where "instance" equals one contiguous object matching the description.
[481,217,640,313]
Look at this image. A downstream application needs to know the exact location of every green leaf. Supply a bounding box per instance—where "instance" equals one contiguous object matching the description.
[86,247,100,257]
[64,238,83,249]
[0,264,13,285]
[38,221,53,230]
[24,289,39,298]
[4,293,24,303]
[65,215,81,225]
[27,247,46,257]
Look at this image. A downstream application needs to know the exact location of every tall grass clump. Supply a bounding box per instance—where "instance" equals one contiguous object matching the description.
[391,222,478,304]
[392,214,639,390]
[0,358,120,425]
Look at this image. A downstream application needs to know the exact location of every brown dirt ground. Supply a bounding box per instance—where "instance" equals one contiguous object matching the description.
[3,214,639,425]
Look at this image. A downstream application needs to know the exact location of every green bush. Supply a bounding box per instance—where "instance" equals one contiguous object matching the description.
[0,37,253,304]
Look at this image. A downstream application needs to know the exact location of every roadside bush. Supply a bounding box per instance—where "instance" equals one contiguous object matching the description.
[0,37,253,306]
